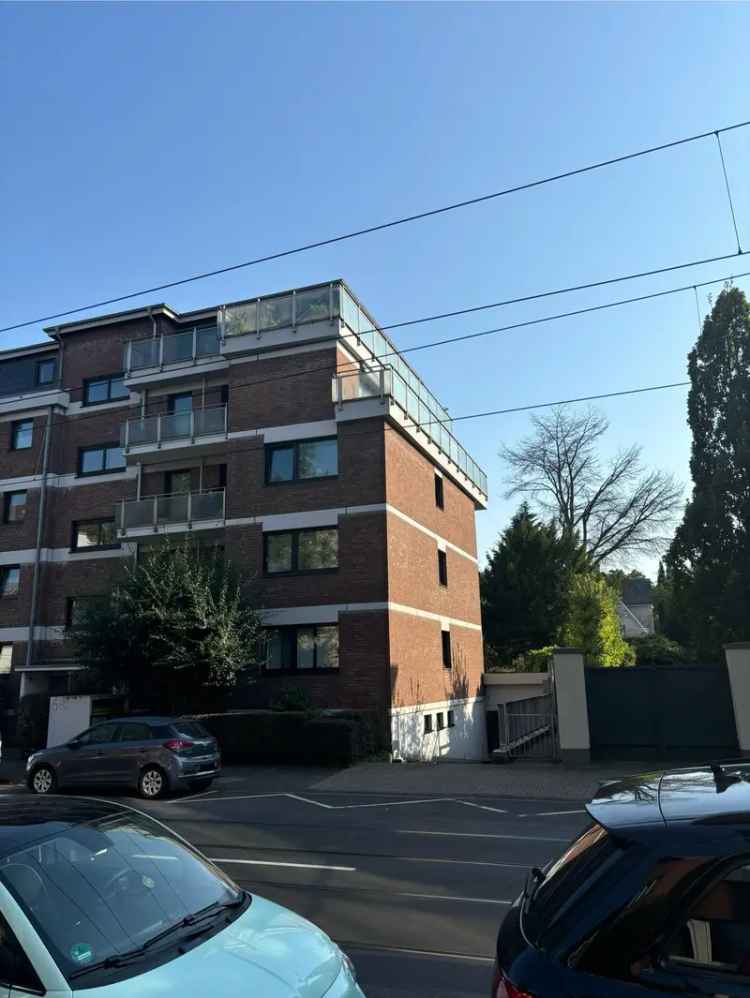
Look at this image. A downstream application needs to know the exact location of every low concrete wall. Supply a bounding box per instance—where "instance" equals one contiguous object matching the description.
[725,642,750,757]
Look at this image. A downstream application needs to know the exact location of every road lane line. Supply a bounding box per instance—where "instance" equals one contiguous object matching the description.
[342,943,494,964]
[210,857,356,872]
[518,809,586,817]
[398,829,569,842]
[455,800,508,814]
[399,892,512,905]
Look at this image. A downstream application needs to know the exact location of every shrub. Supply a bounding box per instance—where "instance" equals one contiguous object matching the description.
[630,633,691,665]
[511,646,554,672]
[190,709,372,765]
[271,686,315,713]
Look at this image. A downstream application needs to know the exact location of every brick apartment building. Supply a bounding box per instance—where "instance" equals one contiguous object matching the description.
[0,280,488,759]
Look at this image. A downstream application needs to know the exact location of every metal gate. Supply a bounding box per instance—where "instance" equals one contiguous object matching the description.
[585,663,738,761]
[495,687,558,761]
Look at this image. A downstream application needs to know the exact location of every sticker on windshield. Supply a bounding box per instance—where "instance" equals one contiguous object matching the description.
[142,875,155,890]
[70,943,93,965]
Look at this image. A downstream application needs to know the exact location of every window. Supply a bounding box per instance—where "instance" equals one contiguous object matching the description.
[36,357,56,385]
[0,910,43,991]
[10,419,33,450]
[434,473,444,509]
[168,392,193,413]
[447,710,455,728]
[264,624,339,672]
[0,646,11,675]
[78,444,125,476]
[118,722,153,742]
[0,568,19,598]
[72,518,118,551]
[66,596,106,628]
[437,712,445,730]
[77,723,119,746]
[83,373,128,405]
[266,437,338,483]
[165,469,192,495]
[264,528,338,574]
[660,861,750,983]
[441,629,452,669]
[438,549,448,586]
[3,491,26,524]
[424,715,433,734]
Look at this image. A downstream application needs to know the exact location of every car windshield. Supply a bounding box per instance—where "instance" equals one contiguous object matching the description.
[0,810,242,982]
[172,721,211,739]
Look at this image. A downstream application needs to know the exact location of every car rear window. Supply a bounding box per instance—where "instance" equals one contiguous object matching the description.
[524,822,624,947]
[171,721,211,739]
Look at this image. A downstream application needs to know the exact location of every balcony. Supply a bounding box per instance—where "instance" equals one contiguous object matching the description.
[123,325,223,384]
[333,367,488,501]
[117,489,225,537]
[121,405,227,461]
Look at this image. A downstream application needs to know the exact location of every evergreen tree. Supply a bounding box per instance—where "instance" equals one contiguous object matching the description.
[480,503,585,662]
[666,286,750,658]
[560,572,635,666]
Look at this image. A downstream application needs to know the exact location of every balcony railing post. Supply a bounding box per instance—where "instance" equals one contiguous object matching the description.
[223,404,228,436]
[192,326,198,364]
[156,414,162,448]
[126,341,132,376]
[187,490,193,525]
[124,419,130,452]
[152,496,158,532]
[190,410,195,444]
[158,335,164,369]
[379,368,385,400]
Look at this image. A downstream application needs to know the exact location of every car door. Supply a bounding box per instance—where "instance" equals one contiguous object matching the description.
[114,721,157,785]
[0,909,43,997]
[64,722,121,785]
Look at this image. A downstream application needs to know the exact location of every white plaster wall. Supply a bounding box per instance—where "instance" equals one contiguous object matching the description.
[391,696,485,761]
[47,696,91,748]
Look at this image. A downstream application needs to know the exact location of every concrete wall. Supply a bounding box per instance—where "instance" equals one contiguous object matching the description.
[391,695,485,762]
[552,648,590,763]
[483,672,549,709]
[725,642,750,757]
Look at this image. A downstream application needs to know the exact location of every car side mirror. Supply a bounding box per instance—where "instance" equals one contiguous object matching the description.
[68,740,81,750]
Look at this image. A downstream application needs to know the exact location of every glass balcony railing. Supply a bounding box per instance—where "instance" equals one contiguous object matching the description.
[221,283,337,338]
[122,405,227,449]
[124,326,221,373]
[117,489,225,532]
[333,367,487,496]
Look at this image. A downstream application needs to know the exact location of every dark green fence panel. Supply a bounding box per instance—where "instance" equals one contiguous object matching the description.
[585,664,738,760]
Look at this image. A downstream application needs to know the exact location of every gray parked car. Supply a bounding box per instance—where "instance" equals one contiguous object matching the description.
[26,716,220,799]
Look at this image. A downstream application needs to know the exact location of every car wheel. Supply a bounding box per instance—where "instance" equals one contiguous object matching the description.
[138,766,167,800]
[188,778,213,793]
[29,765,56,795]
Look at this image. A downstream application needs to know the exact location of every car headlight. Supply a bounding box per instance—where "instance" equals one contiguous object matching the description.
[26,753,39,772]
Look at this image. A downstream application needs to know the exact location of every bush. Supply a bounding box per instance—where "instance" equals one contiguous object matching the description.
[16,694,50,750]
[190,709,372,766]
[511,646,554,672]
[631,634,691,665]
[270,686,316,713]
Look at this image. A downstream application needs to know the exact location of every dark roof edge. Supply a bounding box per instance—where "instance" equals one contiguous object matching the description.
[0,341,59,360]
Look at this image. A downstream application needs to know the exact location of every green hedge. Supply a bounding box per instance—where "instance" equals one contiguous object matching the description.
[189,709,374,766]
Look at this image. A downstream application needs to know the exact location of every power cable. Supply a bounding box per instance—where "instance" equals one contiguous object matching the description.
[2,118,749,334]
[715,131,743,254]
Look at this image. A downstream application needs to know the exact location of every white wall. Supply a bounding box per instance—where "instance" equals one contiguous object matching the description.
[391,696,485,761]
[484,672,550,708]
[47,696,91,748]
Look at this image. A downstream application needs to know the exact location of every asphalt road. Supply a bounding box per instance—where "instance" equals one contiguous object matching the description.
[131,777,590,998]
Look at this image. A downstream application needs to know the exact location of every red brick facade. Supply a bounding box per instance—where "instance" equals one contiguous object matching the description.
[0,283,486,752]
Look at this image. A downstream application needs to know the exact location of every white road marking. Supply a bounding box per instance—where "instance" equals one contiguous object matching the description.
[344,944,494,964]
[399,892,512,905]
[210,857,356,872]
[519,808,586,817]
[398,829,569,843]
[166,791,507,814]
[455,800,508,815]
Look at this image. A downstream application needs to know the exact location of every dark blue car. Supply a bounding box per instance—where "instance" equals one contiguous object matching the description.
[493,763,750,997]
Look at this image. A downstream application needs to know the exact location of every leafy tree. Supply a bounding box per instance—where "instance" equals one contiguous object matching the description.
[501,406,682,565]
[560,572,635,666]
[630,633,691,666]
[666,286,750,658]
[481,504,586,662]
[72,541,262,711]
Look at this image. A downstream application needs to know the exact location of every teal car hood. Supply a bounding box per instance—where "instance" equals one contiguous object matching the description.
[72,896,343,998]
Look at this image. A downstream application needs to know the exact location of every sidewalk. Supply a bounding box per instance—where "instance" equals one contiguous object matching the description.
[310,760,648,801]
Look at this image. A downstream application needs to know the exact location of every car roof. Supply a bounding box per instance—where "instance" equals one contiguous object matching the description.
[0,796,135,858]
[587,763,750,831]
[103,716,177,725]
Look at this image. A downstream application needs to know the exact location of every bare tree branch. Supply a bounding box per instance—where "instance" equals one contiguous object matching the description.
[500,405,683,566]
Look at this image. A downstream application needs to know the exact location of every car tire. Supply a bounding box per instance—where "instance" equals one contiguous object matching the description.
[29,765,56,795]
[188,778,213,793]
[138,765,167,800]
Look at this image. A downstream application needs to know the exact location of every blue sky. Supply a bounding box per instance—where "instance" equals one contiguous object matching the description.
[2,2,750,574]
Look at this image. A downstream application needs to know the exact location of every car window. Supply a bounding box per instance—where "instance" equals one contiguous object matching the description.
[171,721,211,740]
[79,723,119,745]
[0,812,243,985]
[662,859,750,980]
[118,723,153,742]
[0,909,42,991]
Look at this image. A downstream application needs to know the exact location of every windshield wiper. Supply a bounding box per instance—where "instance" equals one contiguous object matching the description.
[69,893,248,979]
